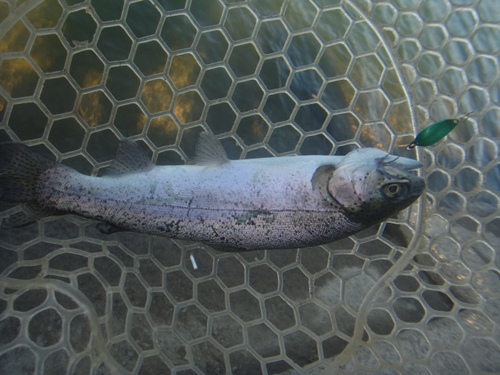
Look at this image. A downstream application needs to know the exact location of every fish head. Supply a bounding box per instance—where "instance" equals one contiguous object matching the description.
[327,148,425,224]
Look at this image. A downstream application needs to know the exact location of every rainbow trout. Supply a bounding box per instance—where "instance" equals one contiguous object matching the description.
[0,133,425,250]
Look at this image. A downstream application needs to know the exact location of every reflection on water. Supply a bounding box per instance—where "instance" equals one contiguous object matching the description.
[26,0,61,29]
[148,115,178,148]
[141,79,174,114]
[0,0,414,152]
[77,91,112,127]
[0,21,30,48]
[173,90,205,125]
[70,50,104,88]
[169,53,200,88]
[0,58,39,97]
[31,34,67,72]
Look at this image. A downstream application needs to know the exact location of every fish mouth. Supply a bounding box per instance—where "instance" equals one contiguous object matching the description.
[410,176,426,197]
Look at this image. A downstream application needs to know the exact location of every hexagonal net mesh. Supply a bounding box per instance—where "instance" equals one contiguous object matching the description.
[0,0,498,374]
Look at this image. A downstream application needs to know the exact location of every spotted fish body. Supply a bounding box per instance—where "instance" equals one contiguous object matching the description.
[0,133,425,250]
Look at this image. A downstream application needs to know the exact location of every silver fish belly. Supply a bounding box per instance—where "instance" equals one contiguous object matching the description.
[0,133,425,250]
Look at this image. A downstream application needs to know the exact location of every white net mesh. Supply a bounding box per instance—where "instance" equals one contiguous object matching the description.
[0,0,498,374]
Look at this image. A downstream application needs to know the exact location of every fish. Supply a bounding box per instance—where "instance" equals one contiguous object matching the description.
[0,132,425,250]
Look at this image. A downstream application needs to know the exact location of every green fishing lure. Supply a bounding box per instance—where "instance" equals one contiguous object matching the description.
[406,113,472,150]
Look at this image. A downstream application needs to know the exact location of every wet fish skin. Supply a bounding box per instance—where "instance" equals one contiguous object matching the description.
[0,134,425,250]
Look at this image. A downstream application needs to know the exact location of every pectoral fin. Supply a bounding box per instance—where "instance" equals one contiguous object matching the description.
[96,222,123,234]
[2,210,36,229]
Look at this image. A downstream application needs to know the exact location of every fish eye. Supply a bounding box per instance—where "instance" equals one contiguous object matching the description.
[384,183,404,198]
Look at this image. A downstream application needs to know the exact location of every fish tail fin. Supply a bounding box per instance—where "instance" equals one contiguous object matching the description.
[0,142,57,203]
[0,142,59,227]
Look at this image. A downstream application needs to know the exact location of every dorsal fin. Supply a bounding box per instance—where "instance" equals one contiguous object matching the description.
[194,131,229,166]
[103,139,154,176]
